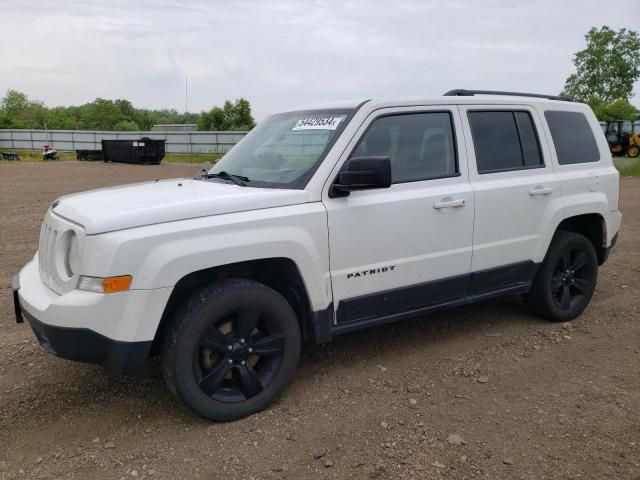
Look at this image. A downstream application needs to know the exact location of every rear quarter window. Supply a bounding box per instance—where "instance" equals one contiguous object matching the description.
[544,111,600,165]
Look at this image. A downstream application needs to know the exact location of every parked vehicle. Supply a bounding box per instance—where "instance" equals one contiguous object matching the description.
[42,144,57,161]
[604,120,640,158]
[0,152,20,160]
[13,90,621,421]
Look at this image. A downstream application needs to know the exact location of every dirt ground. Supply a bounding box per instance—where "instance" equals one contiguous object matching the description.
[1,162,639,480]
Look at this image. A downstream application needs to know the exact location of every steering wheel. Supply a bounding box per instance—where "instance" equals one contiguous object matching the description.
[255,151,287,168]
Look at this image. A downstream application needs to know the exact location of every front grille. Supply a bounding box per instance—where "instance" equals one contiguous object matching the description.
[38,220,58,291]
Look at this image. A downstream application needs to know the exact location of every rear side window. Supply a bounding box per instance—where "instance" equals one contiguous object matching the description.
[544,111,600,164]
[468,111,543,174]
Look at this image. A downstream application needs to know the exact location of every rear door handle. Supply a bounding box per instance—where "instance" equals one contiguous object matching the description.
[433,198,466,209]
[529,185,554,196]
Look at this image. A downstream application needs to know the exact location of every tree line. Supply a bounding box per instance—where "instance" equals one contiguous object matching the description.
[0,91,256,131]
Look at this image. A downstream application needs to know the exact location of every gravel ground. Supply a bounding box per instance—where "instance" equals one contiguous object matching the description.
[1,162,639,480]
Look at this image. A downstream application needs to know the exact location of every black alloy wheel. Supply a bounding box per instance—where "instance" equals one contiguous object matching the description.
[549,246,595,311]
[195,307,285,403]
[162,278,301,421]
[525,231,598,322]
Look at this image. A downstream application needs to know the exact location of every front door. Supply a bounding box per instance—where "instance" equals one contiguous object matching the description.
[323,107,474,324]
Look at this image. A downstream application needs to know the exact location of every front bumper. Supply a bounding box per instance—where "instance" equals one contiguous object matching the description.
[23,304,151,374]
[12,259,171,374]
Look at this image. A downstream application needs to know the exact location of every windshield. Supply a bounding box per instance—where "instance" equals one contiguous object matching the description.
[208,109,353,188]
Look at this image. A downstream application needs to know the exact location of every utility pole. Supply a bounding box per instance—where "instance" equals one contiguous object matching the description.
[184,75,189,153]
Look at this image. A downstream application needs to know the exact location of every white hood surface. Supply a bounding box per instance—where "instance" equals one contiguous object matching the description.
[52,178,309,234]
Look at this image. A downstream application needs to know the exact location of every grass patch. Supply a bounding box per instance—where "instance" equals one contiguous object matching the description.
[163,153,222,164]
[614,157,640,177]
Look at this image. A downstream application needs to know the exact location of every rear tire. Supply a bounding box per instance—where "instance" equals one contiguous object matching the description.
[162,278,301,421]
[525,231,598,322]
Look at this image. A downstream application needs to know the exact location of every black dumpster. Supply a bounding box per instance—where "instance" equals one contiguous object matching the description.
[101,138,165,165]
[76,149,103,161]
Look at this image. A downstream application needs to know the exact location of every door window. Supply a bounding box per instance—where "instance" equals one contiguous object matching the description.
[468,111,543,174]
[352,112,458,183]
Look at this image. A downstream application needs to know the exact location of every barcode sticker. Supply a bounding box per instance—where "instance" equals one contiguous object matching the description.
[292,117,342,131]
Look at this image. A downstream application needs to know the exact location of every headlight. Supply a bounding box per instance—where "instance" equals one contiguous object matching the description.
[66,231,80,277]
[78,275,132,294]
[57,230,79,279]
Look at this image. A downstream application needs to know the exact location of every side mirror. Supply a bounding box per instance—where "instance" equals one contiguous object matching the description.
[330,156,391,197]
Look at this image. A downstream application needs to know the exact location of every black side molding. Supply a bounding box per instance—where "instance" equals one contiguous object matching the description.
[335,261,538,325]
[444,89,572,102]
[310,261,540,343]
[330,283,531,338]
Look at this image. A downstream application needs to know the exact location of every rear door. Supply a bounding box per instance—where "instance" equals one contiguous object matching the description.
[459,105,564,292]
[323,106,474,324]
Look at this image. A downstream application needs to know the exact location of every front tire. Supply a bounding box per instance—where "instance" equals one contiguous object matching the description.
[162,278,301,421]
[525,231,598,322]
[610,143,624,156]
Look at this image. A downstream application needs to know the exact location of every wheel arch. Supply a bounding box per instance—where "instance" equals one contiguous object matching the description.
[554,213,607,265]
[150,258,316,356]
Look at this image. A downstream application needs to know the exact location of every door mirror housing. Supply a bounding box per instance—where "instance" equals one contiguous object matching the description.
[330,156,392,197]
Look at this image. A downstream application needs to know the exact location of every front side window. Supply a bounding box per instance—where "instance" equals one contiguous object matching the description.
[352,112,458,183]
[468,111,543,174]
[544,111,600,165]
[208,109,352,188]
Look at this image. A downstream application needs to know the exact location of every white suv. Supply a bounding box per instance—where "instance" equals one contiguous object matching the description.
[13,90,622,421]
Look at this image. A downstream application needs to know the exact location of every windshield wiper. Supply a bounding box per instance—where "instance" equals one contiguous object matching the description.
[202,170,249,186]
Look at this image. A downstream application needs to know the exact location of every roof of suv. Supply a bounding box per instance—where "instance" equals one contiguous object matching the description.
[295,94,576,112]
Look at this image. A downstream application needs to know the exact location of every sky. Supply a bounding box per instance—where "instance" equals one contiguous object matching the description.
[1,0,639,121]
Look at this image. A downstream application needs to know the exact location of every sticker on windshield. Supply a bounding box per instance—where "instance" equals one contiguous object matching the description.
[292,116,343,131]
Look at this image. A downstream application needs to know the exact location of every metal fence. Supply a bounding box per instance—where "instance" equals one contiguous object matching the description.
[0,129,249,154]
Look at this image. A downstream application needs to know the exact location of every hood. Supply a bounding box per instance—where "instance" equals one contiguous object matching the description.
[52,178,309,234]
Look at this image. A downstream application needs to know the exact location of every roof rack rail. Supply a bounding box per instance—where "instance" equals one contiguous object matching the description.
[443,89,572,102]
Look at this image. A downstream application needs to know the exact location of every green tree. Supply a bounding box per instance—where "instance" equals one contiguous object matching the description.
[198,106,228,130]
[229,98,256,130]
[114,99,135,118]
[114,120,140,131]
[198,98,256,131]
[0,90,42,128]
[590,98,638,121]
[562,26,640,114]
[1,90,30,117]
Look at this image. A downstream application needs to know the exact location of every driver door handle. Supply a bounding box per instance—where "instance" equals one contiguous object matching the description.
[529,185,554,196]
[433,198,466,209]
